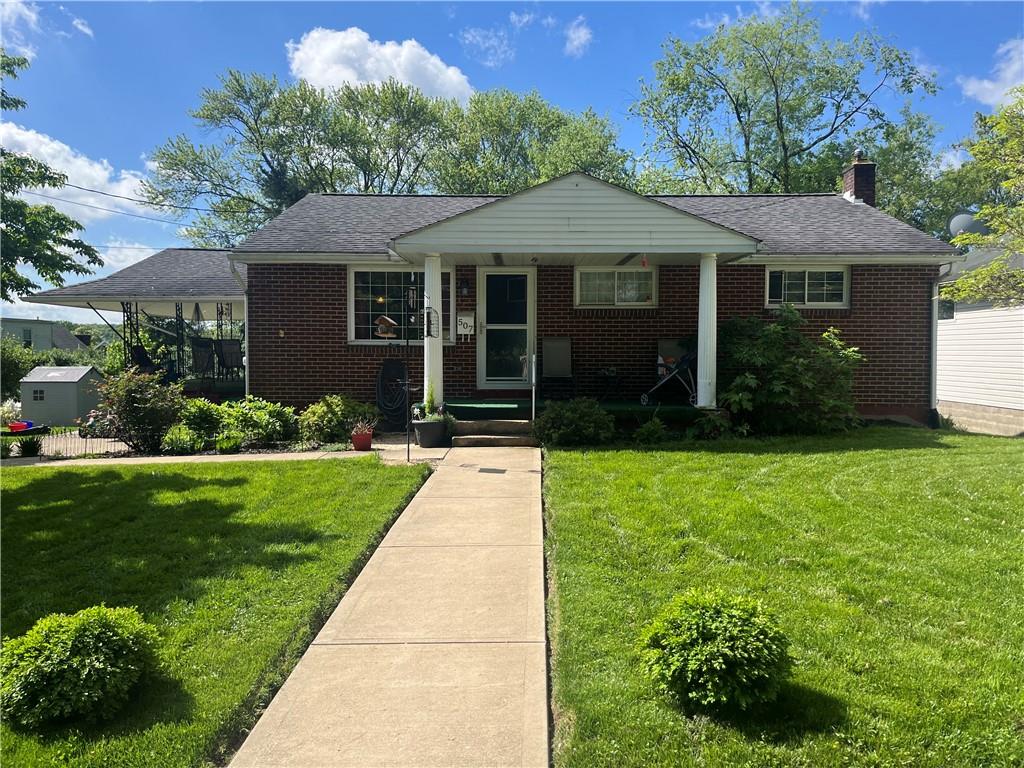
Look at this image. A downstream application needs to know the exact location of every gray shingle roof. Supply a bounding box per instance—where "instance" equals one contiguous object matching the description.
[28,249,244,301]
[234,190,954,256]
[21,366,98,383]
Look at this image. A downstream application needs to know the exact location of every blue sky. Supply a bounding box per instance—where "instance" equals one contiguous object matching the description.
[2,0,1022,322]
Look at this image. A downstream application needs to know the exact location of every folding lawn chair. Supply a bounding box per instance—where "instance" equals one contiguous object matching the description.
[640,339,697,406]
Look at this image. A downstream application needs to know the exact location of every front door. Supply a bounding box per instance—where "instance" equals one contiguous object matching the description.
[477,268,535,389]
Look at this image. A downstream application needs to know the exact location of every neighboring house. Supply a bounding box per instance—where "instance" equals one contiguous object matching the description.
[1,317,88,352]
[28,159,960,424]
[20,366,104,426]
[936,249,1024,436]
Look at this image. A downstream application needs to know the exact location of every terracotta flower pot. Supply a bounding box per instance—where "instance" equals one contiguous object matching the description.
[351,429,373,451]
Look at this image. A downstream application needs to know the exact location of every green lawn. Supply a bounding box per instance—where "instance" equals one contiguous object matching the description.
[1,457,428,767]
[545,427,1024,767]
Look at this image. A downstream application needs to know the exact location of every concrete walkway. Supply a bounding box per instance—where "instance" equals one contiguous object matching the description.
[230,446,547,768]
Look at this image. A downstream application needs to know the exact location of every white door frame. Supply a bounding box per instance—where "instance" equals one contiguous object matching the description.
[476,266,536,390]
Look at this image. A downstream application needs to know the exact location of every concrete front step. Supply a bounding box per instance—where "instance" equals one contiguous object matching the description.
[453,419,532,436]
[451,434,538,448]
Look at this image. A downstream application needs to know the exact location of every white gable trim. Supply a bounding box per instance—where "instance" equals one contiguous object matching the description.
[392,173,759,257]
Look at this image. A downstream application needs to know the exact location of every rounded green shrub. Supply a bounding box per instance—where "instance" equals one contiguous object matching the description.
[180,398,225,441]
[299,395,380,444]
[161,424,205,455]
[215,430,244,454]
[640,589,792,711]
[635,416,668,444]
[533,398,614,447]
[220,396,297,447]
[0,605,159,728]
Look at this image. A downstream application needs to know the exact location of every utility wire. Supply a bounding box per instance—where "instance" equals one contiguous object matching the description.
[61,182,219,213]
[22,190,184,225]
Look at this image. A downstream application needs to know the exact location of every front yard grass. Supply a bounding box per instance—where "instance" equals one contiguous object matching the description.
[1,456,428,767]
[545,427,1023,767]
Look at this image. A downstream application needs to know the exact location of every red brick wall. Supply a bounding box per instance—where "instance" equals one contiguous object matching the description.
[248,262,937,420]
[247,264,478,407]
[536,263,937,421]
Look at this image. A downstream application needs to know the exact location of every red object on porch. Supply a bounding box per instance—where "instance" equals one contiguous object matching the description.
[351,430,373,451]
[8,421,31,432]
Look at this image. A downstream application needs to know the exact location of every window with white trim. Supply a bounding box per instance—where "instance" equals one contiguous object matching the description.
[575,267,657,308]
[349,267,454,343]
[32,389,44,401]
[766,267,849,308]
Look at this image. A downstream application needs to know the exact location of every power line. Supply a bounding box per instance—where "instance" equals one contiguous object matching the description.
[62,182,219,213]
[22,190,184,225]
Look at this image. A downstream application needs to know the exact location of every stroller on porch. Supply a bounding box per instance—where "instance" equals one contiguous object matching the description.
[640,339,698,406]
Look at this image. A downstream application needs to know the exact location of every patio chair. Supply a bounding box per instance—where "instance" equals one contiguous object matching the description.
[130,344,159,375]
[377,358,410,429]
[640,339,697,406]
[189,336,216,382]
[540,337,577,400]
[214,339,245,379]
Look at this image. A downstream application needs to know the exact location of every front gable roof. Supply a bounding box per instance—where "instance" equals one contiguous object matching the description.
[392,173,760,256]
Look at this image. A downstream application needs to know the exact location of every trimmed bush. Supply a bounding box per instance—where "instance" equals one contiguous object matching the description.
[299,395,380,444]
[634,417,668,444]
[718,306,863,435]
[640,589,792,711]
[179,398,224,441]
[215,430,244,454]
[96,369,185,454]
[161,424,205,455]
[221,396,297,447]
[533,398,614,447]
[0,605,159,728]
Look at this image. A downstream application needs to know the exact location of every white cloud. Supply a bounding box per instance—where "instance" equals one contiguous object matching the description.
[541,15,558,30]
[0,122,147,224]
[286,27,473,103]
[692,2,780,30]
[564,16,592,58]
[692,11,736,30]
[0,0,41,59]
[459,27,515,68]
[100,239,159,270]
[509,11,535,30]
[938,148,968,172]
[71,16,93,38]
[851,0,885,21]
[957,38,1024,107]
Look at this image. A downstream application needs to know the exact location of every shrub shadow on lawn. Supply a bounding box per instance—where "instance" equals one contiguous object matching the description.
[1,468,334,637]
[708,681,848,745]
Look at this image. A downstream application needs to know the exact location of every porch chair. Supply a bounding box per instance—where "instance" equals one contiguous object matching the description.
[189,336,216,382]
[214,339,245,379]
[641,338,697,406]
[540,337,576,400]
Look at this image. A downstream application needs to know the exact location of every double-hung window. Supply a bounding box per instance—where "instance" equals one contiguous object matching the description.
[349,267,454,343]
[766,267,849,308]
[575,267,657,308]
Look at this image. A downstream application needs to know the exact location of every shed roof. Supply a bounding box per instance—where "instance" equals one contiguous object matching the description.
[21,366,99,383]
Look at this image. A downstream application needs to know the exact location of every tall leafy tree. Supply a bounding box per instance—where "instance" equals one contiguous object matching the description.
[431,90,634,194]
[633,3,935,193]
[943,87,1024,307]
[1,51,101,302]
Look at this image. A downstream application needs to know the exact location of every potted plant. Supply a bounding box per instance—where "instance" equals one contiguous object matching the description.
[411,383,454,448]
[350,417,378,451]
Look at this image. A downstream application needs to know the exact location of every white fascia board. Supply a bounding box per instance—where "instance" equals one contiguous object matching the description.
[227,252,408,265]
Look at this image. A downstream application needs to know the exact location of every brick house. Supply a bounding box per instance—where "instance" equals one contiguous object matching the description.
[29,162,959,424]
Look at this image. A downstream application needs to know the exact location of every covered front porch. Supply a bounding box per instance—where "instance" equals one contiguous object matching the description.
[389,174,761,412]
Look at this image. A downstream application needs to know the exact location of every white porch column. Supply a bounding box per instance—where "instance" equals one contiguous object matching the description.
[423,254,444,405]
[697,252,717,409]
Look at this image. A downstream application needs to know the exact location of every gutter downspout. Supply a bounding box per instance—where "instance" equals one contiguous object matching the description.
[229,260,250,397]
[930,262,954,427]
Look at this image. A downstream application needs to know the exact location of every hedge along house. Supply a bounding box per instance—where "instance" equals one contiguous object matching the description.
[230,165,957,424]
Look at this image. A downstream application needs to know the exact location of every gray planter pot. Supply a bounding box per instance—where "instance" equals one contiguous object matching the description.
[412,420,448,448]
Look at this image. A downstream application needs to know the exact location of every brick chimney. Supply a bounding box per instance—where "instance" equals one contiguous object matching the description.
[842,149,876,207]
